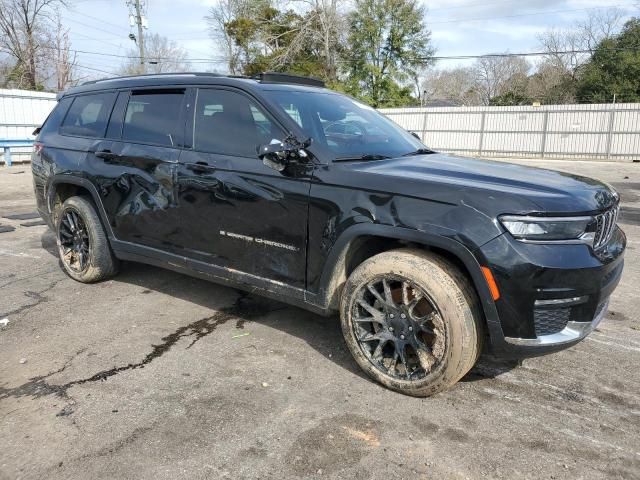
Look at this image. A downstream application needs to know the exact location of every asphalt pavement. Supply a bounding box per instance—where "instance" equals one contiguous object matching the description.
[0,158,639,480]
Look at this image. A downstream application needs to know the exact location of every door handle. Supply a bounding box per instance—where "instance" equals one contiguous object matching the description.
[94,149,117,160]
[186,161,210,173]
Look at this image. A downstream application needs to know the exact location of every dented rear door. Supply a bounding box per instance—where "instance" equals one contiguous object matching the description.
[87,88,187,254]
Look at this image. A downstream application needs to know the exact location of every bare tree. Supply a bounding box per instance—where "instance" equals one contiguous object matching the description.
[422,67,480,105]
[119,33,190,75]
[526,60,574,104]
[51,8,76,90]
[205,0,263,75]
[537,8,624,83]
[206,0,347,81]
[0,0,66,89]
[535,8,625,104]
[473,55,530,105]
[275,0,346,81]
[577,7,625,50]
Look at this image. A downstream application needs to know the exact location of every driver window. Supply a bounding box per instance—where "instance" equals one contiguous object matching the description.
[194,89,280,158]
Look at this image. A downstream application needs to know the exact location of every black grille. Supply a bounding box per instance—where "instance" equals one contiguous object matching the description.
[534,308,571,336]
[593,205,619,249]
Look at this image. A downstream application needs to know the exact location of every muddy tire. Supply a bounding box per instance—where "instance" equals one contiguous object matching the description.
[55,196,119,283]
[340,248,483,397]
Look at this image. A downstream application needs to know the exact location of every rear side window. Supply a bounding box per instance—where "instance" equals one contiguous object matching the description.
[122,90,185,147]
[60,92,114,138]
[39,97,73,136]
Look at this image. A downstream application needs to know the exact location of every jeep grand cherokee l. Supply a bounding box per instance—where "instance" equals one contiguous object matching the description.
[31,72,626,396]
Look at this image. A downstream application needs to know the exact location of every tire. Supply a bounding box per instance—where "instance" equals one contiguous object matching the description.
[340,248,483,397]
[55,196,119,283]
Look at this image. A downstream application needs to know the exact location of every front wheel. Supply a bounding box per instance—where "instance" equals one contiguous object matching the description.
[340,249,483,397]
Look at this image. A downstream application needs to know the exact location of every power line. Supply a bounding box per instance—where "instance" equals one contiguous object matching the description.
[69,31,129,51]
[427,0,527,13]
[427,3,636,25]
[63,16,129,39]
[74,63,119,76]
[21,43,639,63]
[68,9,130,33]
[426,49,607,61]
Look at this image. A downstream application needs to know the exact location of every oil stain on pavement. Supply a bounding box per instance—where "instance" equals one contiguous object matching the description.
[0,292,286,402]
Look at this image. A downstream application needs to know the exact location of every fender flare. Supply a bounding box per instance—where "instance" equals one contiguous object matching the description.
[315,223,501,327]
[47,174,116,239]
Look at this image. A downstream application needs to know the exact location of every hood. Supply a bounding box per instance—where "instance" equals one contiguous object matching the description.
[345,153,618,214]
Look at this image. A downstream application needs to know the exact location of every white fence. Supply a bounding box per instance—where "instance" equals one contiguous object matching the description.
[0,89,57,164]
[2,90,639,164]
[380,103,640,161]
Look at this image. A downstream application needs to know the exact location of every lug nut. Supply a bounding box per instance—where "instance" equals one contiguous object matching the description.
[408,326,413,331]
[389,313,394,319]
[400,334,405,340]
[400,313,406,319]
[389,326,394,332]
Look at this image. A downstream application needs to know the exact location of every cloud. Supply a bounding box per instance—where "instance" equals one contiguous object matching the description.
[426,0,569,19]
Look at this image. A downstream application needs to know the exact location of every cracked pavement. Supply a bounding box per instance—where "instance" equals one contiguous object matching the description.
[1,160,639,480]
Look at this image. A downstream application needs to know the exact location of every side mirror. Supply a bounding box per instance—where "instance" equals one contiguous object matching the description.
[257,137,312,172]
[257,142,289,172]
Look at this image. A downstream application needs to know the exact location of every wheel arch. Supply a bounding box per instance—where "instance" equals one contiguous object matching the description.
[315,224,501,327]
[47,175,115,239]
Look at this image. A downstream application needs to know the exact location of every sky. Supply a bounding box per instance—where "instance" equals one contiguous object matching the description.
[60,0,639,79]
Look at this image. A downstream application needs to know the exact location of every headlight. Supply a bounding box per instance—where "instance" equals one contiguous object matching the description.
[499,215,594,243]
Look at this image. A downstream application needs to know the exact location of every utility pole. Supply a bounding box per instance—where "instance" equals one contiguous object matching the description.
[127,0,147,72]
[134,0,144,68]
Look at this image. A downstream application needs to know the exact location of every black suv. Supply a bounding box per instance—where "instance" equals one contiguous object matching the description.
[32,72,626,396]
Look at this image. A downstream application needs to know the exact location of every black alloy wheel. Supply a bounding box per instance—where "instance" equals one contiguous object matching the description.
[58,207,90,273]
[352,276,446,380]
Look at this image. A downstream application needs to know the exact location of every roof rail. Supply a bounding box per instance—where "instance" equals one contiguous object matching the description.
[254,72,325,88]
[81,72,227,86]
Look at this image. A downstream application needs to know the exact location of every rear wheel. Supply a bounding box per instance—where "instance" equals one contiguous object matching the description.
[56,196,119,283]
[340,249,483,397]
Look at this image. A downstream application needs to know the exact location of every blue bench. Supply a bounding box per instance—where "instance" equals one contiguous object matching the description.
[0,139,34,166]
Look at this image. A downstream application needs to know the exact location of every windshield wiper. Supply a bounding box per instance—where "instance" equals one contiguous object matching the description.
[401,148,435,157]
[334,154,391,162]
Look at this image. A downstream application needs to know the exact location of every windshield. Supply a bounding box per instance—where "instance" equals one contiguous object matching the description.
[262,90,425,160]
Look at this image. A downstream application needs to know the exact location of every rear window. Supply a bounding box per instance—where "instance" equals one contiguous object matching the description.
[39,97,73,136]
[60,93,114,138]
[122,90,185,147]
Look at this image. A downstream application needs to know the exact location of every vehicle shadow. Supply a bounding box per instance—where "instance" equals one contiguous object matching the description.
[40,230,518,386]
[40,230,369,382]
[461,356,521,382]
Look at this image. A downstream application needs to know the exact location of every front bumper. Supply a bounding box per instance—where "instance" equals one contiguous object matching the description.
[477,226,625,358]
[503,298,608,347]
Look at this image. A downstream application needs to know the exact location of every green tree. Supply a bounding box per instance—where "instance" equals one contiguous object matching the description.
[207,0,345,82]
[345,0,434,107]
[489,91,532,106]
[576,18,640,103]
